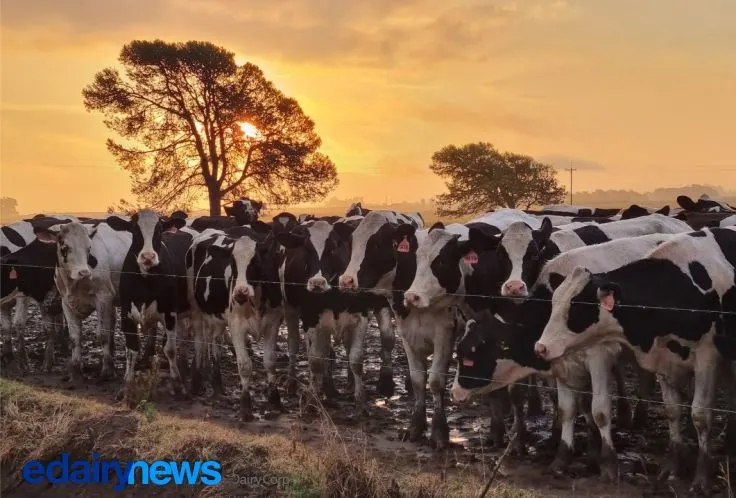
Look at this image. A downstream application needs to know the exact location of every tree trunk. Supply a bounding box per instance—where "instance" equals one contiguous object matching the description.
[208,186,221,216]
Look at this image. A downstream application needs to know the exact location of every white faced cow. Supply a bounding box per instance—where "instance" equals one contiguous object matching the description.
[533,227,736,492]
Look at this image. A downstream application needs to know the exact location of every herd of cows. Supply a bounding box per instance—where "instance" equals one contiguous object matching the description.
[2,194,736,491]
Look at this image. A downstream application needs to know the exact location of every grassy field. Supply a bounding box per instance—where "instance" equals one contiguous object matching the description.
[0,379,539,497]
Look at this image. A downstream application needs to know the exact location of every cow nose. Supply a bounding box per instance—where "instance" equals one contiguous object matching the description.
[307,276,329,292]
[534,342,548,359]
[77,268,91,279]
[140,252,156,264]
[233,287,249,304]
[404,292,421,307]
[339,275,355,290]
[503,280,527,296]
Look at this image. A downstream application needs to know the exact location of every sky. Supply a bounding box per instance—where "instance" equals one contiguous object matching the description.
[1,0,735,214]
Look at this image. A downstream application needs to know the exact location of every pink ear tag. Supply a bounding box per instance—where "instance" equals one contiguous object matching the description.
[600,294,615,312]
[462,358,474,367]
[464,250,478,265]
[166,226,178,233]
[397,237,410,253]
[9,269,17,280]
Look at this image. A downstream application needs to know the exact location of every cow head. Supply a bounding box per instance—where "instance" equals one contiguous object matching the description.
[345,202,365,217]
[34,222,99,281]
[534,265,623,361]
[202,232,262,306]
[338,212,413,292]
[278,220,354,293]
[225,197,264,225]
[106,209,185,274]
[403,227,463,308]
[496,218,554,299]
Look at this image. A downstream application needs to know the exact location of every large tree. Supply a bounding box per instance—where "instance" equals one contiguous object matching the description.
[430,142,566,216]
[83,40,338,215]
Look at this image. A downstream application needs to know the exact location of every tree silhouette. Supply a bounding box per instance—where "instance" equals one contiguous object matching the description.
[83,40,338,215]
[430,142,566,216]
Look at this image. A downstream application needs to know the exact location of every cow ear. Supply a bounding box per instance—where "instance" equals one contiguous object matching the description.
[34,226,60,244]
[596,283,621,312]
[162,217,186,232]
[468,227,501,252]
[429,221,445,232]
[548,272,565,290]
[533,218,553,244]
[277,231,306,249]
[224,205,234,216]
[333,222,356,241]
[657,205,670,215]
[394,223,416,241]
[106,216,132,232]
[253,201,263,211]
[86,226,98,239]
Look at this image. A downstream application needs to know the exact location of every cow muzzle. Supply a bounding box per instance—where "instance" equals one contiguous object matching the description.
[307,276,330,293]
[450,381,471,403]
[403,291,427,309]
[338,274,357,291]
[71,267,92,280]
[232,286,250,305]
[502,280,528,298]
[533,341,550,360]
[138,251,158,271]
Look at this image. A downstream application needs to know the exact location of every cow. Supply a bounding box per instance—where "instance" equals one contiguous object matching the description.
[617,204,670,220]
[298,214,343,224]
[338,209,535,449]
[278,217,397,414]
[0,216,80,371]
[32,220,132,382]
[186,224,285,420]
[224,197,264,225]
[104,210,190,401]
[449,233,674,479]
[677,194,736,214]
[532,227,736,492]
[345,202,372,217]
[540,205,621,218]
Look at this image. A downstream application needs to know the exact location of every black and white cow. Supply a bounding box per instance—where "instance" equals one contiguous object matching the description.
[533,227,736,492]
[540,204,621,218]
[33,220,132,382]
[186,224,285,420]
[617,204,670,220]
[105,210,190,400]
[224,197,264,225]
[677,194,736,214]
[345,202,372,217]
[338,209,534,448]
[279,217,396,414]
[450,233,674,479]
[0,215,80,371]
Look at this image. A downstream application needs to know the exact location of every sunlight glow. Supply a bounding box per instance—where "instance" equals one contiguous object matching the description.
[239,122,261,140]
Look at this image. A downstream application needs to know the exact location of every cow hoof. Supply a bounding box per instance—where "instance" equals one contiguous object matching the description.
[240,391,254,422]
[377,368,395,398]
[430,418,449,451]
[403,411,427,443]
[115,388,126,402]
[69,365,85,386]
[599,462,618,483]
[322,378,339,400]
[510,436,527,457]
[549,444,573,477]
[267,386,284,412]
[41,358,54,374]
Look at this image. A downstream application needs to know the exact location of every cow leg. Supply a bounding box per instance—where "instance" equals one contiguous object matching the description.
[580,393,602,473]
[590,356,618,481]
[487,390,508,449]
[210,324,225,397]
[428,334,452,451]
[305,323,333,404]
[550,381,576,476]
[612,362,633,429]
[230,317,254,422]
[658,376,684,481]
[40,301,60,373]
[689,351,718,493]
[345,315,368,416]
[285,307,301,396]
[63,300,85,385]
[526,375,544,417]
[402,342,427,443]
[261,309,284,412]
[11,297,29,373]
[120,308,140,403]
[724,362,736,448]
[164,313,186,398]
[375,306,395,397]
[509,382,528,456]
[97,300,116,381]
[190,316,209,396]
[633,365,655,429]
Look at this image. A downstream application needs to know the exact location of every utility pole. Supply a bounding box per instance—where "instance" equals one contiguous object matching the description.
[565,162,577,204]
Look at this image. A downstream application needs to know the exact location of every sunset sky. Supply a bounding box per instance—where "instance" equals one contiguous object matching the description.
[2,0,735,214]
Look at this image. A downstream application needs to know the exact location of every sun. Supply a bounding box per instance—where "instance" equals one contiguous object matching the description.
[239,122,260,140]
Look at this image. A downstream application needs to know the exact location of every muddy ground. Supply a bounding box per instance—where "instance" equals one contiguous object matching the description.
[3,304,735,497]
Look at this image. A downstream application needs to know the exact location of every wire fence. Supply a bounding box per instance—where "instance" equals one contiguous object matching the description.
[2,261,736,417]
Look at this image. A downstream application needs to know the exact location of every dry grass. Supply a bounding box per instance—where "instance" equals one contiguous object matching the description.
[0,379,538,497]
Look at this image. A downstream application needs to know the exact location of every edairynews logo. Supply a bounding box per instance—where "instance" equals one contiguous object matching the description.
[22,452,222,491]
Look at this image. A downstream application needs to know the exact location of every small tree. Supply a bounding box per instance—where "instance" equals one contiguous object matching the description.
[83,40,338,215]
[430,142,566,216]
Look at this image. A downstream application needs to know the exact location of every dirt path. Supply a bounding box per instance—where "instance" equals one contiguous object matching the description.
[4,305,735,497]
